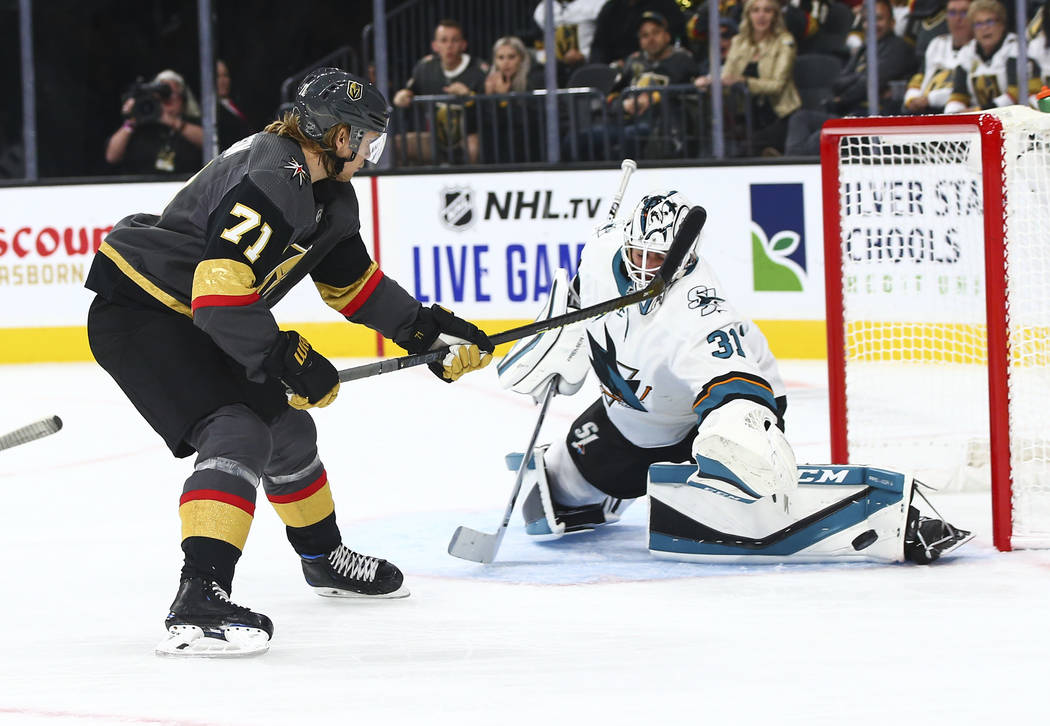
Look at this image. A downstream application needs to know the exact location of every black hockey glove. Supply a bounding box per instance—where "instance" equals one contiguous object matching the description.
[265,331,340,409]
[396,304,495,383]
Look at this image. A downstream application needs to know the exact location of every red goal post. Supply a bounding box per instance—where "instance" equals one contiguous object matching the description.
[820,107,1050,551]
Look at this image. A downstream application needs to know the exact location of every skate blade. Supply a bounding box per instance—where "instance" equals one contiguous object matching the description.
[940,529,976,558]
[309,584,410,599]
[155,624,270,658]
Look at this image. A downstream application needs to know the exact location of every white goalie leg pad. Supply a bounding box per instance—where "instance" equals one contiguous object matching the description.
[497,268,590,402]
[691,399,797,501]
[648,464,915,563]
[155,624,270,658]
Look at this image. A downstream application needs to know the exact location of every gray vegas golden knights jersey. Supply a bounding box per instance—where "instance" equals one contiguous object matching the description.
[86,132,421,380]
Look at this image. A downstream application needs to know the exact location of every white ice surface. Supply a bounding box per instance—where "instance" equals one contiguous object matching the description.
[0,360,1047,725]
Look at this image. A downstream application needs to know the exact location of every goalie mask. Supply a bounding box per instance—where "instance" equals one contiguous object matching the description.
[293,67,390,167]
[622,190,696,288]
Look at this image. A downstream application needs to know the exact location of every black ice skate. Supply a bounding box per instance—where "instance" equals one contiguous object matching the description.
[904,506,974,564]
[301,544,409,599]
[156,577,273,657]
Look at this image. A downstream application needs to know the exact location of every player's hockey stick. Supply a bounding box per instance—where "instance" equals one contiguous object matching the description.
[447,379,557,563]
[0,415,63,452]
[333,205,707,384]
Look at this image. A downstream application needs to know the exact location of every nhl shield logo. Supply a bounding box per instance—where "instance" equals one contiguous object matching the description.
[347,81,363,101]
[440,187,475,230]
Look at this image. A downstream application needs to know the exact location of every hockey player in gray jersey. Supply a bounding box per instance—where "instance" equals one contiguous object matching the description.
[498,190,971,566]
[86,69,494,656]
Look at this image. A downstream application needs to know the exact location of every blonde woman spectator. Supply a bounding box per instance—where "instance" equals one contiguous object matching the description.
[944,0,1042,113]
[697,0,801,154]
[485,36,534,94]
[483,36,541,162]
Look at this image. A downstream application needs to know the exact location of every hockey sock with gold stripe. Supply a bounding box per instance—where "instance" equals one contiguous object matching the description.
[264,461,341,556]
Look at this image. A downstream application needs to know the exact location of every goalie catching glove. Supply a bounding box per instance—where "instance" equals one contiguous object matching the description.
[689,398,797,501]
[497,268,590,403]
[266,331,339,409]
[397,304,494,382]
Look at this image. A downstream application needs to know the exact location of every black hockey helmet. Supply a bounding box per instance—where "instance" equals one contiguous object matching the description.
[292,67,390,165]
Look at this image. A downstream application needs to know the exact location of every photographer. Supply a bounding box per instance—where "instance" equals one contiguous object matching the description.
[105,69,203,175]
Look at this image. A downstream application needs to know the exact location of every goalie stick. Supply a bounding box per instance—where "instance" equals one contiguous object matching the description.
[447,379,558,563]
[333,205,708,385]
[0,415,63,452]
[447,159,639,562]
[446,205,708,564]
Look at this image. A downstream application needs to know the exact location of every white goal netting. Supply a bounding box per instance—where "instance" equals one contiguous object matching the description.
[830,107,1050,548]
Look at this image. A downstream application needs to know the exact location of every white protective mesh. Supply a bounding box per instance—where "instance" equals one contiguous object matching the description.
[834,108,1050,548]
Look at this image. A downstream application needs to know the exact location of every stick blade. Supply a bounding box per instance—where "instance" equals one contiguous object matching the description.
[0,415,64,452]
[658,206,707,280]
[447,526,499,563]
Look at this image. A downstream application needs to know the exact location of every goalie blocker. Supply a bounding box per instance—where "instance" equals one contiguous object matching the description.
[648,464,973,564]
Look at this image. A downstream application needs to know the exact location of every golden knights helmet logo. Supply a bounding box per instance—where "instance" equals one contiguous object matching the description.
[347,81,363,101]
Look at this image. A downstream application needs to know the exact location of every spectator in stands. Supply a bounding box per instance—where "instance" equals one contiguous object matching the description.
[590,0,687,64]
[712,16,741,72]
[1026,3,1049,90]
[570,11,699,159]
[783,0,832,47]
[392,19,487,164]
[105,69,203,175]
[903,0,973,113]
[900,0,947,66]
[617,11,701,156]
[692,15,740,76]
[944,0,1042,113]
[532,0,606,85]
[696,0,801,155]
[216,59,252,151]
[1030,1,1045,44]
[482,36,542,162]
[684,2,743,65]
[784,0,915,155]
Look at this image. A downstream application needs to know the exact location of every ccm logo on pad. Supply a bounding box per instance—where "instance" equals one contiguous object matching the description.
[797,468,851,484]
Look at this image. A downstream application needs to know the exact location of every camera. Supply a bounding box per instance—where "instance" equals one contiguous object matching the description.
[124,80,173,125]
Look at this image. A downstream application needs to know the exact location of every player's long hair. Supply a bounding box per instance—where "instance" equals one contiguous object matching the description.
[264,112,348,177]
[738,0,787,44]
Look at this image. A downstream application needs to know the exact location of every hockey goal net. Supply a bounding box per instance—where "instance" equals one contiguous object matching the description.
[821,107,1050,551]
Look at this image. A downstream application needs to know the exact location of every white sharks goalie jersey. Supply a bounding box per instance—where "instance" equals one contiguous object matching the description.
[576,223,785,448]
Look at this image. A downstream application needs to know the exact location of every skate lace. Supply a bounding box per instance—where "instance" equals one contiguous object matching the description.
[329,545,380,583]
[208,582,250,614]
